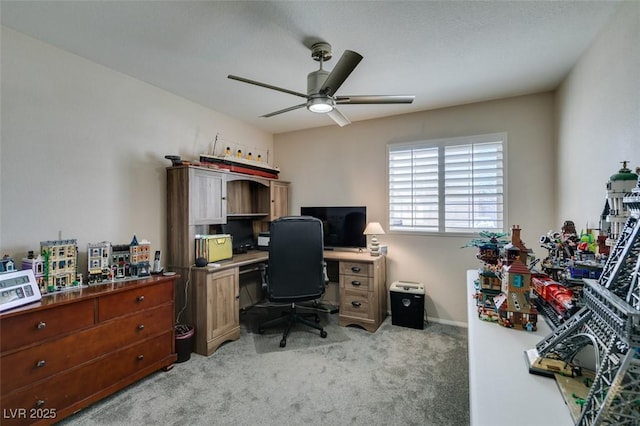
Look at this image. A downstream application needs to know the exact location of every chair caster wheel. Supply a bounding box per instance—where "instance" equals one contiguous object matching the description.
[320,330,328,338]
[280,339,287,347]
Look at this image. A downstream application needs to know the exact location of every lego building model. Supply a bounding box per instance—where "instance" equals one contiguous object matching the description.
[0,256,16,274]
[21,252,45,293]
[40,239,78,293]
[467,226,538,330]
[110,244,131,279]
[129,235,151,277]
[464,231,510,322]
[604,161,638,244]
[87,241,112,283]
[88,237,151,282]
[493,226,538,331]
[527,170,640,425]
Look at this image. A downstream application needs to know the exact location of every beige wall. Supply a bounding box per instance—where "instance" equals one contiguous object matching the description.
[556,1,640,226]
[274,93,556,325]
[0,28,273,270]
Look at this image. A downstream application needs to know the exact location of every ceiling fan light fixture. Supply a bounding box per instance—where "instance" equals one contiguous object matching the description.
[307,96,334,113]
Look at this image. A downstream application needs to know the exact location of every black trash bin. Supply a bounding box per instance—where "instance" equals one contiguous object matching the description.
[175,324,194,363]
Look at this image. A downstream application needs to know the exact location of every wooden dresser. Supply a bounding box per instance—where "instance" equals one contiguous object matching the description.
[0,275,177,425]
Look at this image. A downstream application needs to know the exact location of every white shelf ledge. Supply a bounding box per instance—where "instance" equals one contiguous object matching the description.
[467,269,573,426]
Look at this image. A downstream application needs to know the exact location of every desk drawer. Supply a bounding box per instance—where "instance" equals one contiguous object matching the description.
[340,288,373,320]
[1,303,173,393]
[98,282,172,321]
[0,299,94,354]
[340,274,371,292]
[339,261,372,278]
[0,332,173,426]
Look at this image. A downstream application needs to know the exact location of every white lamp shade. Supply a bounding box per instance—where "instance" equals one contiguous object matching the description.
[363,222,385,235]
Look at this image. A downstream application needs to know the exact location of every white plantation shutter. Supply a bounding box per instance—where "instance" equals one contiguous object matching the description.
[388,133,506,234]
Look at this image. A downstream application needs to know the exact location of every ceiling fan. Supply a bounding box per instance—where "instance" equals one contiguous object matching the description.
[228,42,415,127]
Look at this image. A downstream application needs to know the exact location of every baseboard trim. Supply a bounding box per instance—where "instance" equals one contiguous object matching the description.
[385,310,468,328]
[426,316,468,328]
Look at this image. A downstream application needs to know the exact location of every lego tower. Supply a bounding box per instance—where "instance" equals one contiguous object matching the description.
[531,173,640,425]
[493,225,538,330]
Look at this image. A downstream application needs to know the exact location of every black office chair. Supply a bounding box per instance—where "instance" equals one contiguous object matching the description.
[258,216,328,347]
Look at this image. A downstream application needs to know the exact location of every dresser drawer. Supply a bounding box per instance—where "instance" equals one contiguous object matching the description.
[98,282,173,321]
[340,274,371,292]
[339,261,372,278]
[1,303,173,393]
[340,288,374,320]
[0,332,173,426]
[0,299,94,354]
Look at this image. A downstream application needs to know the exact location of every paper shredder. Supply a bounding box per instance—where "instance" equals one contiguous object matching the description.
[390,281,425,329]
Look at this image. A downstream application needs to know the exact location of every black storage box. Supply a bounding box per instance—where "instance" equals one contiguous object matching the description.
[390,281,425,329]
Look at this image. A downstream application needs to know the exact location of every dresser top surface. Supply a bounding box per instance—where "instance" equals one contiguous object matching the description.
[0,275,177,318]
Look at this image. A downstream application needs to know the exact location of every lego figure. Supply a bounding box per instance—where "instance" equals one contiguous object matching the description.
[560,220,580,259]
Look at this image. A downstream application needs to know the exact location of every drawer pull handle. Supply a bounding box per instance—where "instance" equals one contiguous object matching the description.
[137,324,145,330]
[36,360,46,368]
[351,280,361,286]
[36,400,45,408]
[351,301,362,308]
[137,354,144,360]
[351,266,361,273]
[37,321,47,330]
[136,295,145,302]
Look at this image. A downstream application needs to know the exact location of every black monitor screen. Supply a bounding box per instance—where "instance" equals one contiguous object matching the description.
[221,219,255,251]
[300,206,367,249]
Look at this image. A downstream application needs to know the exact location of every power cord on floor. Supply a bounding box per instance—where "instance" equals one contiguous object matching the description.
[175,264,192,326]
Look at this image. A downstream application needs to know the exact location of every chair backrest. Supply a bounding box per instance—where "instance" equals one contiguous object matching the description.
[268,216,325,302]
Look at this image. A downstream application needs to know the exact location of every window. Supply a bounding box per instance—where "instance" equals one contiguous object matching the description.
[512,274,523,288]
[388,133,506,234]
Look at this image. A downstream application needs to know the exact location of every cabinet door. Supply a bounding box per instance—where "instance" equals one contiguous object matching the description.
[270,181,289,220]
[189,168,227,225]
[205,268,239,343]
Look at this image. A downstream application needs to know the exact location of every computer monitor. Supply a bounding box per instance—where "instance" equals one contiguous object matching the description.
[300,206,367,249]
[221,219,255,253]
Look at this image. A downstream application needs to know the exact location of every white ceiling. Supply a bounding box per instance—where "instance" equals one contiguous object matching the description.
[1,1,621,134]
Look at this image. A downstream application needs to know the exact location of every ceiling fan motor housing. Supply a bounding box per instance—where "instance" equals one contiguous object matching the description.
[307,69,329,95]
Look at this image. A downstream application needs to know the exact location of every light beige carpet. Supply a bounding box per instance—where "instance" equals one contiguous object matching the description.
[58,313,469,426]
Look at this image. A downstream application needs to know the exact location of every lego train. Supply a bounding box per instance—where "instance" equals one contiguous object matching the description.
[530,273,579,325]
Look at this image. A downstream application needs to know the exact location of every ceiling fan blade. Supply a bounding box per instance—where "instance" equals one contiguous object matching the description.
[228,75,308,99]
[327,108,351,127]
[335,95,415,104]
[319,50,363,96]
[261,103,307,118]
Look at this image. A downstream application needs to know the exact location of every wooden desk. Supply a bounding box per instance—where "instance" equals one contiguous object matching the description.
[178,250,386,355]
[466,270,573,426]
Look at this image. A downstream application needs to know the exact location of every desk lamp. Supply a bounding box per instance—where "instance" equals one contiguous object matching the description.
[363,222,385,256]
